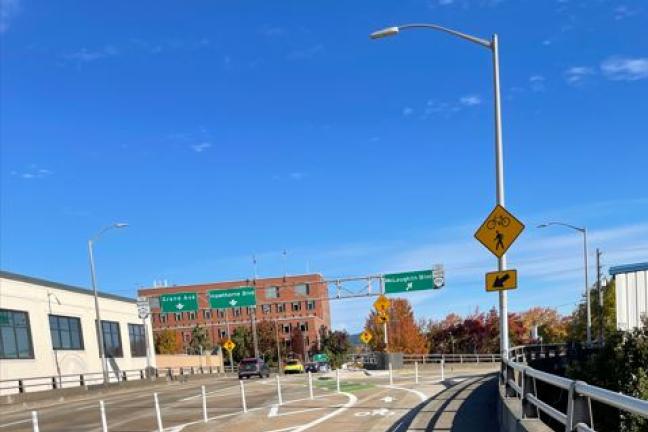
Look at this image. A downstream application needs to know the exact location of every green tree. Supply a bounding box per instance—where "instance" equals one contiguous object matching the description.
[256,320,279,365]
[188,325,211,354]
[318,326,352,368]
[231,326,254,362]
[155,329,179,354]
[568,280,616,343]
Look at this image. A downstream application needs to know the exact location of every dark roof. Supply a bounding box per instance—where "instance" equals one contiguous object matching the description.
[0,270,137,303]
[609,262,648,276]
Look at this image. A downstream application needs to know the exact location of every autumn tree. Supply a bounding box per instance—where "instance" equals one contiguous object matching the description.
[365,298,428,354]
[231,326,254,362]
[188,325,211,354]
[155,329,180,354]
[256,320,279,364]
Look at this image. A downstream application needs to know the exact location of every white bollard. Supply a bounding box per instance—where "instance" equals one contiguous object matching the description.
[240,380,248,413]
[99,400,108,432]
[308,371,314,400]
[336,369,340,393]
[440,358,445,381]
[201,385,208,423]
[389,363,393,386]
[154,393,163,432]
[31,411,39,432]
[415,361,419,384]
[276,374,283,405]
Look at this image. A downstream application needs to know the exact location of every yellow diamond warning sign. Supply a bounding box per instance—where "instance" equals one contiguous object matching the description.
[474,205,525,258]
[223,339,236,352]
[485,269,518,292]
[360,330,373,344]
[374,314,388,325]
[373,295,390,315]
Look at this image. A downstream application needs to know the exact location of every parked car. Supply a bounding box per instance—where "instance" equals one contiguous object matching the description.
[316,361,330,373]
[304,362,318,373]
[283,359,305,374]
[238,358,270,379]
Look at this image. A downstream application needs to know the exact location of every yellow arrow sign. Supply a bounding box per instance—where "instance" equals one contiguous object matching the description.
[223,338,236,352]
[373,295,390,315]
[485,269,518,292]
[360,330,373,344]
[474,205,525,258]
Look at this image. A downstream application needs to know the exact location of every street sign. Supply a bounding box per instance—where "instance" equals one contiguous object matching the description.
[373,295,390,314]
[485,269,518,292]
[384,269,441,294]
[374,314,388,325]
[360,330,373,344]
[160,292,199,313]
[223,339,236,352]
[208,287,256,309]
[474,205,525,258]
[137,297,151,319]
[313,353,329,363]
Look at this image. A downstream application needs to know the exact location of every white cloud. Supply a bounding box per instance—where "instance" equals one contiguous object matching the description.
[438,0,454,5]
[286,44,324,61]
[290,172,306,180]
[600,56,648,81]
[64,45,118,63]
[529,75,546,92]
[564,66,595,85]
[190,142,212,153]
[12,166,53,180]
[402,107,414,117]
[542,40,552,46]
[459,95,482,106]
[614,5,637,20]
[0,0,19,33]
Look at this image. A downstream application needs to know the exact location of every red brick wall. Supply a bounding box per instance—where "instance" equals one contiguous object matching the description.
[139,274,331,357]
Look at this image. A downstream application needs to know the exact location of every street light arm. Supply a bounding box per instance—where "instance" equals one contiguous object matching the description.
[372,23,492,49]
[91,223,128,242]
[539,221,585,233]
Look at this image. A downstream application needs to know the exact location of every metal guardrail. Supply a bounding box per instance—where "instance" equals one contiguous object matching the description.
[501,344,648,431]
[403,353,502,364]
[0,365,233,395]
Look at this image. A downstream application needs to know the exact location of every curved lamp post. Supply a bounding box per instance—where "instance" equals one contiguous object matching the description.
[89,223,128,383]
[371,23,510,358]
[537,222,590,344]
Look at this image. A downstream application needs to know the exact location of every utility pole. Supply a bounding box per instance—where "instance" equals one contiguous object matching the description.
[251,307,259,358]
[275,319,282,373]
[596,249,604,344]
[225,312,233,371]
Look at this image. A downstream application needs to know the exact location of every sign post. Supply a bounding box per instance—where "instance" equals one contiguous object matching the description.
[137,297,153,377]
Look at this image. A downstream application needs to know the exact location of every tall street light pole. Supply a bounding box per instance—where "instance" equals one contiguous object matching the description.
[537,222,591,344]
[371,24,510,358]
[89,223,128,384]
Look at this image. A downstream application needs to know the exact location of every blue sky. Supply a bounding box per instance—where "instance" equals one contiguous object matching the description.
[1,0,647,332]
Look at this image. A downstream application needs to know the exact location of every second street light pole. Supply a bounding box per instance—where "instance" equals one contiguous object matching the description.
[371,24,510,358]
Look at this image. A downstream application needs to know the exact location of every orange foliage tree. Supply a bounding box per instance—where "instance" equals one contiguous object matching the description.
[364,298,428,354]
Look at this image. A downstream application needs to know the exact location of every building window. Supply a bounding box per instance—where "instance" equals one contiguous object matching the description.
[203,310,212,320]
[307,300,315,310]
[276,303,285,313]
[0,309,34,359]
[262,304,271,314]
[219,329,227,338]
[233,307,241,317]
[128,324,146,357]
[49,315,84,350]
[283,324,290,334]
[183,332,191,342]
[292,302,301,312]
[265,286,280,299]
[295,283,310,296]
[188,311,196,321]
[99,321,123,358]
[174,312,182,322]
[160,314,168,323]
[300,322,309,332]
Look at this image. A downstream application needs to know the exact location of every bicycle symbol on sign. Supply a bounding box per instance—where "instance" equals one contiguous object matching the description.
[486,215,510,230]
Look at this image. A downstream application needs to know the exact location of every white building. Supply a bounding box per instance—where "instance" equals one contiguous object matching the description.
[609,262,648,331]
[0,271,155,393]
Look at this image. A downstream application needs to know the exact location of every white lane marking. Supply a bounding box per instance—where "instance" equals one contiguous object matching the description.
[381,396,395,403]
[268,404,280,417]
[0,419,31,428]
[354,408,395,417]
[289,392,357,432]
[381,385,427,402]
[269,406,326,418]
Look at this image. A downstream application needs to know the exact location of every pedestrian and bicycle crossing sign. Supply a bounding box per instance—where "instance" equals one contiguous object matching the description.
[485,269,518,292]
[474,205,525,258]
[223,339,236,352]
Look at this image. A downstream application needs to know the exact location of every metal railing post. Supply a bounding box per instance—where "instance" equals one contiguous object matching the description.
[522,373,539,419]
[566,381,593,431]
[19,379,25,393]
[52,377,57,390]
[505,363,516,397]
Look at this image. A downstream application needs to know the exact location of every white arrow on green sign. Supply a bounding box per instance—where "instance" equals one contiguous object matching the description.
[384,269,444,294]
[160,292,199,313]
[209,287,256,309]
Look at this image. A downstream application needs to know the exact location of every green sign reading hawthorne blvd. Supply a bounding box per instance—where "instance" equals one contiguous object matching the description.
[209,287,256,309]
[384,268,444,294]
[160,292,199,313]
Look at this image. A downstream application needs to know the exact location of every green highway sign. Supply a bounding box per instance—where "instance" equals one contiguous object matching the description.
[209,287,256,309]
[313,353,329,362]
[384,268,444,294]
[160,292,199,313]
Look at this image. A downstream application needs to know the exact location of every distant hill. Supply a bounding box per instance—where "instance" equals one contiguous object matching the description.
[349,333,361,346]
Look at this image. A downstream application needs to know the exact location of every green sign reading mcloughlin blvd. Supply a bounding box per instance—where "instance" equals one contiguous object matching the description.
[209,287,256,309]
[384,269,441,294]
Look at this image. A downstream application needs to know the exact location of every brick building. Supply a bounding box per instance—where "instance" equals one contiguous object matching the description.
[138,274,331,359]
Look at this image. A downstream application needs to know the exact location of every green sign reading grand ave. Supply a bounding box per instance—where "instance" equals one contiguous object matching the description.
[384,268,445,294]
[209,287,256,309]
[160,292,199,313]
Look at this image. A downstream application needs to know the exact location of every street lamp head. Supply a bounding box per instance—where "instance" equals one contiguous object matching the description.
[370,26,400,39]
[537,224,548,229]
[113,223,129,229]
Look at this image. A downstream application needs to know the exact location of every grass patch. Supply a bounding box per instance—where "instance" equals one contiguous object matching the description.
[314,380,374,393]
